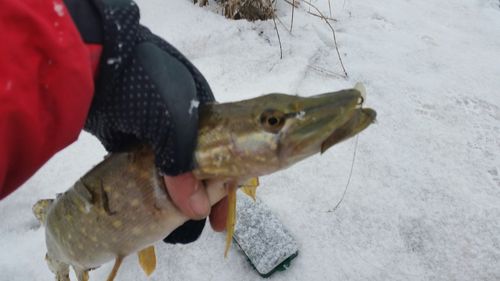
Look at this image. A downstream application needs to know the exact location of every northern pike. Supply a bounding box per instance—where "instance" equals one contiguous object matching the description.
[33,84,376,281]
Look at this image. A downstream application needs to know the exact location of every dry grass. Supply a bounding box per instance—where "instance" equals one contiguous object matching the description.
[195,0,347,78]
[219,0,275,21]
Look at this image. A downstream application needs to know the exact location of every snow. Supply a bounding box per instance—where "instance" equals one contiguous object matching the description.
[107,57,122,65]
[1,0,500,280]
[189,99,200,115]
[53,1,65,17]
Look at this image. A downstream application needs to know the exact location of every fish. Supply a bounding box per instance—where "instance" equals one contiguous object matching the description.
[33,83,376,281]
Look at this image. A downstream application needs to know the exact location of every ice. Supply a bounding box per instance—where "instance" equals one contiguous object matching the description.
[106,57,121,65]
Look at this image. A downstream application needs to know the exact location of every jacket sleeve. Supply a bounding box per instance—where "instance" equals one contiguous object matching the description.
[0,0,98,199]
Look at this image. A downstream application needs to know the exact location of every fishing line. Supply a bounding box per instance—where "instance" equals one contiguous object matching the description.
[330,134,359,212]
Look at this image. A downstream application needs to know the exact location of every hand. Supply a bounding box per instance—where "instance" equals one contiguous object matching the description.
[164,173,227,232]
[80,0,215,176]
[66,0,217,243]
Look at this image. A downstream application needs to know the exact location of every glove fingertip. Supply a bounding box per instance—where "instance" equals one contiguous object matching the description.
[163,218,206,244]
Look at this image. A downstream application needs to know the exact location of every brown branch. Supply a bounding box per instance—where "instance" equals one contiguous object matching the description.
[284,0,348,78]
[308,65,345,79]
[263,0,283,59]
[272,15,283,59]
[306,11,337,21]
[328,0,333,18]
[275,14,293,35]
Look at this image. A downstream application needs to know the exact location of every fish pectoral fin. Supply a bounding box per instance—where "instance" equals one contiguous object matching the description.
[74,267,89,281]
[224,183,238,258]
[79,178,116,216]
[138,246,156,276]
[32,199,54,224]
[79,271,89,281]
[239,177,259,201]
[45,253,70,281]
[106,256,124,281]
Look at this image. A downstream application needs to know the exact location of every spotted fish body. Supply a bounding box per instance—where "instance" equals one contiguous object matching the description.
[39,148,230,281]
[35,84,376,281]
[44,149,196,269]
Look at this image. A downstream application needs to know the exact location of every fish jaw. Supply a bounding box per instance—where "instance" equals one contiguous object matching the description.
[320,107,376,153]
[276,89,368,168]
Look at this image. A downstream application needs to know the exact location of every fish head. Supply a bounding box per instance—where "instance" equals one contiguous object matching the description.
[267,86,376,169]
[194,84,376,178]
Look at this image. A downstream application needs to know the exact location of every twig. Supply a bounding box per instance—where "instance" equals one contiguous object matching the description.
[286,0,348,77]
[328,0,333,18]
[265,0,282,59]
[290,0,295,32]
[275,15,289,34]
[272,15,283,59]
[307,11,337,21]
[308,65,345,79]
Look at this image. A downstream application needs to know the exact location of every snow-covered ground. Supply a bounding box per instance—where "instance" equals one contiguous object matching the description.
[1,0,499,280]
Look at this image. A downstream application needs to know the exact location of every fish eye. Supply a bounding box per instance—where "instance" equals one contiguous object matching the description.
[260,109,286,133]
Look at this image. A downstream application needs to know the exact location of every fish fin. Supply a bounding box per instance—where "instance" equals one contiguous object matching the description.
[45,253,70,281]
[74,267,89,281]
[354,82,367,103]
[239,177,259,201]
[106,256,124,281]
[32,199,54,224]
[224,183,238,258]
[80,179,116,216]
[138,246,156,276]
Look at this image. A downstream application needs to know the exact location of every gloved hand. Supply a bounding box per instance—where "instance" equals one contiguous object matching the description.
[63,0,223,243]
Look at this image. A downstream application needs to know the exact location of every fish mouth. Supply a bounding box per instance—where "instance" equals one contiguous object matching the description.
[320,107,376,153]
[278,86,376,165]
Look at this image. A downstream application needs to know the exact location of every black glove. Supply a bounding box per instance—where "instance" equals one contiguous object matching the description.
[64,0,214,244]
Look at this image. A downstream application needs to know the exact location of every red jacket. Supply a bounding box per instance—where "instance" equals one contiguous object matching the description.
[0,0,101,199]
